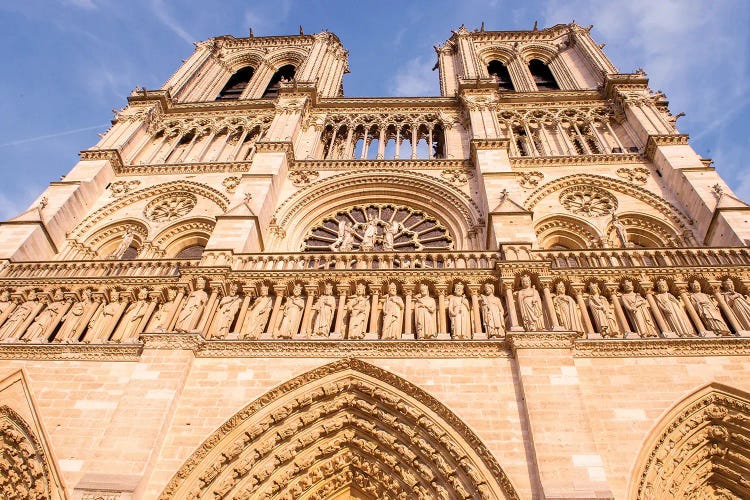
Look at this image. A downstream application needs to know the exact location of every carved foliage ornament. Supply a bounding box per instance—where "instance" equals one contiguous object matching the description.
[559,186,618,217]
[222,176,240,194]
[303,203,453,252]
[616,167,650,185]
[288,169,320,186]
[144,192,197,223]
[109,180,141,197]
[518,171,544,189]
[440,169,473,186]
[0,406,54,500]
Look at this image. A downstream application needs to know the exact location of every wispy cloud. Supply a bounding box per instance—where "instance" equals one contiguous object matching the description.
[390,56,440,96]
[150,0,195,45]
[0,124,110,149]
[60,0,97,9]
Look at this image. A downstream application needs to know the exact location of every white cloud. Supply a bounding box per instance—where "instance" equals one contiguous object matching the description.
[390,57,440,96]
[150,0,195,45]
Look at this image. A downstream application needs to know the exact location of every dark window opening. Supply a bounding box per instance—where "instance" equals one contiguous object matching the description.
[488,60,514,91]
[121,246,139,260]
[529,59,559,90]
[216,66,255,101]
[175,245,205,259]
[262,64,296,99]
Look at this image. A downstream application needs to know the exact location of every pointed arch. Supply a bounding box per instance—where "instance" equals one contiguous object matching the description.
[629,382,750,499]
[160,359,520,500]
[71,181,229,240]
[524,174,692,231]
[272,169,483,251]
[151,217,215,257]
[535,214,601,249]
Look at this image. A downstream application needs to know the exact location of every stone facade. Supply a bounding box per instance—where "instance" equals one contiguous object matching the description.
[0,23,749,499]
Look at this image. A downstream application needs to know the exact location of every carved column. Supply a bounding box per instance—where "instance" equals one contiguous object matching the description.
[468,284,485,340]
[676,284,707,336]
[234,290,254,337]
[541,281,563,331]
[333,284,348,339]
[266,286,286,339]
[435,284,448,338]
[402,283,414,339]
[197,283,221,334]
[712,284,743,334]
[368,284,380,339]
[607,285,630,336]
[505,282,523,332]
[166,287,187,332]
[300,285,317,339]
[642,282,673,338]
[572,284,595,338]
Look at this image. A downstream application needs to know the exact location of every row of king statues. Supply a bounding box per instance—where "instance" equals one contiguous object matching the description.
[0,275,748,343]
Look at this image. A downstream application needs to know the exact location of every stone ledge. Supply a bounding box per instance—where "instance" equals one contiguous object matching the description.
[574,337,750,357]
[0,342,142,361]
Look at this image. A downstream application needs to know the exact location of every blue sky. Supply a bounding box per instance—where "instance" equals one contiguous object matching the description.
[1,0,748,219]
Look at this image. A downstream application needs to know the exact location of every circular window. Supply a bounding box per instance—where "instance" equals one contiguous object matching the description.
[302,204,452,252]
[144,193,197,223]
[559,186,617,218]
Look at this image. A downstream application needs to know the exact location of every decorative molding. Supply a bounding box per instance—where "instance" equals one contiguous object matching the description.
[616,166,650,185]
[644,133,690,160]
[510,153,640,167]
[506,332,576,351]
[294,159,471,171]
[574,337,750,357]
[79,149,124,172]
[0,343,143,361]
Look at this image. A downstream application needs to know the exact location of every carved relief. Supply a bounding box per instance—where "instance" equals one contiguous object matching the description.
[288,169,320,186]
[109,180,141,197]
[559,185,618,217]
[440,169,473,186]
[160,359,520,500]
[518,171,544,189]
[144,193,197,223]
[221,176,240,194]
[616,166,650,185]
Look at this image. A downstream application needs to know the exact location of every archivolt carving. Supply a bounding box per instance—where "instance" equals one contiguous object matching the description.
[272,170,483,250]
[535,215,600,249]
[0,405,58,500]
[71,181,229,239]
[524,174,691,229]
[151,218,216,255]
[84,220,149,254]
[609,213,680,248]
[631,383,750,500]
[161,358,519,500]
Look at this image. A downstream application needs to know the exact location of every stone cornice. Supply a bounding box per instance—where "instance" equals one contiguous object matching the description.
[0,343,142,361]
[506,332,576,352]
[510,153,640,167]
[495,89,603,104]
[604,73,650,99]
[118,160,252,176]
[140,333,510,358]
[293,159,471,171]
[574,337,750,357]
[318,97,459,110]
[644,134,690,160]
[79,149,124,173]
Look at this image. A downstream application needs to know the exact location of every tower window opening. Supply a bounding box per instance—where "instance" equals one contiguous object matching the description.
[262,64,296,98]
[216,66,255,101]
[488,60,514,91]
[529,59,559,90]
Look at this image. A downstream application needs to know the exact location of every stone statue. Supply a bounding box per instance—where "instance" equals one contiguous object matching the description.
[517,275,545,331]
[329,220,346,252]
[151,288,178,332]
[414,283,437,339]
[620,280,658,337]
[381,283,404,339]
[85,289,124,342]
[552,282,584,333]
[108,228,135,259]
[212,283,242,338]
[23,290,67,342]
[383,221,402,251]
[448,282,471,339]
[0,290,12,319]
[242,285,273,339]
[721,278,750,330]
[360,215,379,251]
[0,291,38,340]
[587,283,619,336]
[277,284,305,339]
[688,280,730,335]
[346,283,370,339]
[479,283,505,338]
[55,289,95,342]
[653,279,695,337]
[174,277,208,333]
[112,288,151,342]
[339,222,356,252]
[611,214,628,247]
[311,283,336,338]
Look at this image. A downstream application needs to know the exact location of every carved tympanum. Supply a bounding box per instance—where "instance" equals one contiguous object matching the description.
[144,193,197,223]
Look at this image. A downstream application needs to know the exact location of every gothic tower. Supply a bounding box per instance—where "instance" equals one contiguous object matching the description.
[0,23,750,500]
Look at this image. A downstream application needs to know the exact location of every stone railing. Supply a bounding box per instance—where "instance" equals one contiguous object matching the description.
[201,250,501,271]
[534,247,750,269]
[0,259,196,280]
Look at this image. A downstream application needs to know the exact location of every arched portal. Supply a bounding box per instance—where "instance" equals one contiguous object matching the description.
[161,359,519,500]
[630,382,750,499]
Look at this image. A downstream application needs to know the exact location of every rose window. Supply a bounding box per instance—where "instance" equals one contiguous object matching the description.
[144,193,197,222]
[302,204,453,252]
[559,186,617,217]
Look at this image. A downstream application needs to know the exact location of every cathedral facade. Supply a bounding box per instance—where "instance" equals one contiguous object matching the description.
[1,23,750,499]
